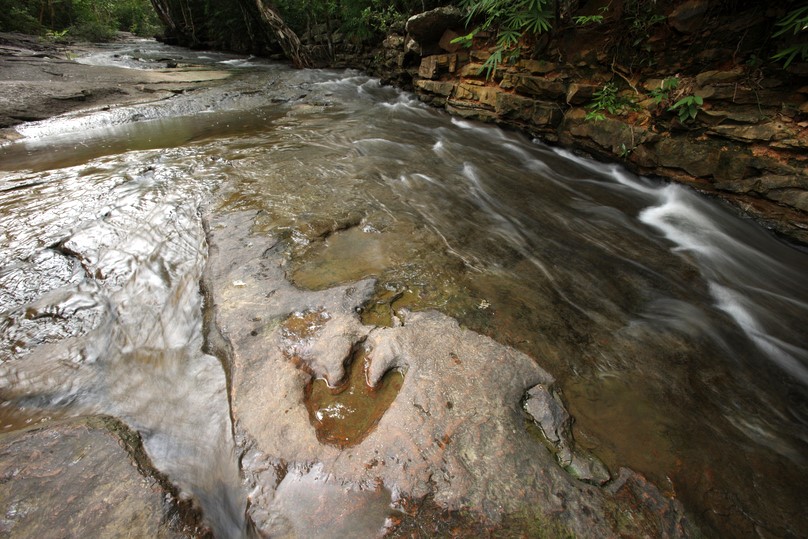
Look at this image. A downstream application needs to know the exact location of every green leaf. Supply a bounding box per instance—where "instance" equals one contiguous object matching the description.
[669,97,688,110]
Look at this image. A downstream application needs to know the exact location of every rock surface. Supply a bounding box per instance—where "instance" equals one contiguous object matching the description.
[204,209,694,537]
[0,416,205,538]
[404,7,464,49]
[0,32,231,142]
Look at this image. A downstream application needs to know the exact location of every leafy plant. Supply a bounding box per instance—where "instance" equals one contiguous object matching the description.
[0,0,159,40]
[455,0,554,78]
[772,5,808,68]
[649,76,679,105]
[574,14,604,26]
[614,0,666,67]
[69,20,118,42]
[44,28,70,42]
[669,94,704,123]
[574,6,607,27]
[585,82,639,121]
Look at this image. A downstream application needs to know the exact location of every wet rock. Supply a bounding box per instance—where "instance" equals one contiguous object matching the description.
[561,108,657,158]
[495,92,535,122]
[0,160,245,538]
[446,99,499,122]
[647,136,722,178]
[524,384,610,485]
[606,468,691,538]
[454,82,499,107]
[767,189,808,213]
[205,210,695,538]
[0,417,203,538]
[714,174,808,195]
[524,384,569,445]
[405,7,464,48]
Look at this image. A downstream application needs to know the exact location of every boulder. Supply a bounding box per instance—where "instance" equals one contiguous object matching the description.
[439,29,463,53]
[405,7,464,48]
[668,0,710,33]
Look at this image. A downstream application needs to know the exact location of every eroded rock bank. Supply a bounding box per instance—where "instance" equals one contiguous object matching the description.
[350,5,808,245]
[0,32,232,144]
[0,416,208,538]
[203,209,694,537]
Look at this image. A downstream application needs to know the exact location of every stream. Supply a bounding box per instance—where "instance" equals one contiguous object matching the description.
[1,39,807,537]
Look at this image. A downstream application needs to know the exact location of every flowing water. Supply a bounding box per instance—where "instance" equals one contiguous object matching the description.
[1,40,807,537]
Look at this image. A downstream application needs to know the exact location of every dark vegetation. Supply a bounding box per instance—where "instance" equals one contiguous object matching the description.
[0,0,161,41]
[1,1,805,77]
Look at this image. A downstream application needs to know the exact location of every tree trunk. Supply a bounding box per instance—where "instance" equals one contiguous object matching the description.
[149,0,176,33]
[251,0,311,68]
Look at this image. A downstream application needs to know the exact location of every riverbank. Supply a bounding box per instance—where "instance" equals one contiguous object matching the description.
[342,6,808,247]
[0,37,702,537]
[0,32,232,144]
[1,30,807,539]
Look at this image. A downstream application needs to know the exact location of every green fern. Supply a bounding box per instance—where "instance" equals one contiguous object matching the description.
[457,0,554,79]
[772,5,808,68]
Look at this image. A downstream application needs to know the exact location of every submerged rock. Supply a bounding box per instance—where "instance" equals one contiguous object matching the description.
[204,209,694,537]
[524,384,611,485]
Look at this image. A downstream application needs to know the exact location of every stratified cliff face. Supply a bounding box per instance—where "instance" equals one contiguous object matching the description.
[354,3,808,245]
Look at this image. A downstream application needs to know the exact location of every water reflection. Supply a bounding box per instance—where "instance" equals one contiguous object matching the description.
[0,152,246,537]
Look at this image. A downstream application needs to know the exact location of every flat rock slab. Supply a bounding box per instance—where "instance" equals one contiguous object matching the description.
[0,33,231,135]
[205,210,693,538]
[0,417,203,538]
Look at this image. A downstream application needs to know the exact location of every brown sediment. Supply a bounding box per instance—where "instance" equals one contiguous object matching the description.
[304,347,404,448]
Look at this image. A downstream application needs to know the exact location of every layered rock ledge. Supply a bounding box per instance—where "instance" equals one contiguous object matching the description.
[355,7,808,245]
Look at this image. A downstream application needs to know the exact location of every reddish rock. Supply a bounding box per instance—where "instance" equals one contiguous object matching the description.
[0,417,205,539]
